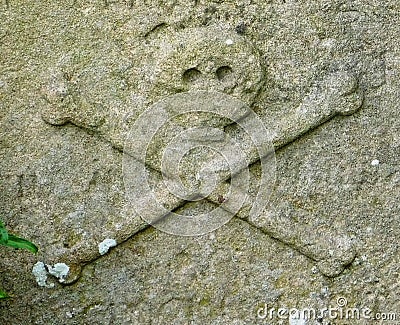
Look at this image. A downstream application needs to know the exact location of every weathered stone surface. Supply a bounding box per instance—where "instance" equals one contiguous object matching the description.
[0,218,330,324]
[1,0,399,324]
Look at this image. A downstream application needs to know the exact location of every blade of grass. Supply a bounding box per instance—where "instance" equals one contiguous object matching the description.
[0,289,10,299]
[0,221,8,243]
[0,234,38,253]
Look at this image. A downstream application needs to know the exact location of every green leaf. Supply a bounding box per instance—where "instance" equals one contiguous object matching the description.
[0,288,10,299]
[0,234,38,253]
[0,221,8,244]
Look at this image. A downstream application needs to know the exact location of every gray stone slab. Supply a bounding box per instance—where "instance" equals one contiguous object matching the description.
[0,0,399,323]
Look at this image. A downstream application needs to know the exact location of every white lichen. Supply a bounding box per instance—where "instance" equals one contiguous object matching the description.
[32,261,54,288]
[98,238,117,255]
[225,39,234,45]
[47,263,70,283]
[32,261,70,287]
[371,159,380,166]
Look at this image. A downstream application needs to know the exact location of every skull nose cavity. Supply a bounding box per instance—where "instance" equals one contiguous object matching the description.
[182,68,202,84]
[216,66,233,82]
[182,65,234,89]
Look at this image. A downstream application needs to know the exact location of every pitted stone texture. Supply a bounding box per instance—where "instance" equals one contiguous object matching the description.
[252,205,356,278]
[207,162,356,278]
[39,26,264,153]
[39,45,135,151]
[223,70,363,166]
[1,218,330,324]
[271,71,363,148]
[0,119,187,283]
[122,91,278,236]
[37,22,363,277]
[198,70,363,277]
[1,3,398,322]
[148,27,265,105]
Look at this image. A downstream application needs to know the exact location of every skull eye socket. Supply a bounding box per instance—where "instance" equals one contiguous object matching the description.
[182,68,202,83]
[216,66,233,81]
